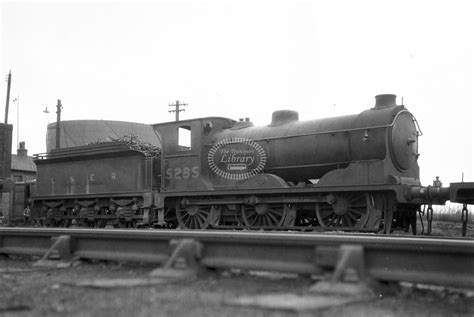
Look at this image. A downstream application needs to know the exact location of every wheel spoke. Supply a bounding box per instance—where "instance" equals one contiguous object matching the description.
[189,216,195,228]
[342,215,351,227]
[200,208,210,216]
[250,215,259,226]
[182,213,189,222]
[328,214,337,225]
[348,208,364,215]
[346,193,357,203]
[347,212,357,222]
[192,215,199,227]
[197,212,207,223]
[194,216,200,229]
[253,216,261,226]
[247,209,257,217]
[321,210,333,219]
[184,216,191,227]
[263,216,270,226]
[267,212,279,224]
[268,208,282,217]
[347,214,356,226]
[190,216,197,229]
[199,214,205,227]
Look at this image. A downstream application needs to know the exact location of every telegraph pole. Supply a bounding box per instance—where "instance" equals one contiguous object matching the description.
[55,99,63,149]
[4,70,11,124]
[13,96,19,150]
[168,100,187,121]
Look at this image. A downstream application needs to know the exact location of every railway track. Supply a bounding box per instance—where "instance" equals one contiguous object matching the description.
[1,228,473,289]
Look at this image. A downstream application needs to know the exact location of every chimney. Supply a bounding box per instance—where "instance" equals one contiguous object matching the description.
[17,141,27,157]
[374,94,397,108]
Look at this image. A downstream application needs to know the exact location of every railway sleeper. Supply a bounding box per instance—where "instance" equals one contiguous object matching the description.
[33,235,74,268]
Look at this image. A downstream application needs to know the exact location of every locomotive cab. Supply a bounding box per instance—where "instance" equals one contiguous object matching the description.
[152,117,236,193]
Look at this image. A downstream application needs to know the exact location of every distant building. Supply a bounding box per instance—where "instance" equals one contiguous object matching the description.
[1,140,36,222]
[11,141,36,182]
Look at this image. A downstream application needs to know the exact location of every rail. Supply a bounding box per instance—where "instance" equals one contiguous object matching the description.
[0,228,473,289]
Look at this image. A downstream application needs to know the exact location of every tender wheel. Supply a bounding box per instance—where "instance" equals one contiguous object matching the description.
[176,203,219,229]
[316,192,373,229]
[241,203,293,228]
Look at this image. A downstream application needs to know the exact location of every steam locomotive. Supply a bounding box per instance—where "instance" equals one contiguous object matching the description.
[30,94,474,233]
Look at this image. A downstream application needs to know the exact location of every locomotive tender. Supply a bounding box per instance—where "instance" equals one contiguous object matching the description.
[31,94,474,233]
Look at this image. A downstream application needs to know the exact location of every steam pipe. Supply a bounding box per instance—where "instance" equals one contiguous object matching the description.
[405,186,451,204]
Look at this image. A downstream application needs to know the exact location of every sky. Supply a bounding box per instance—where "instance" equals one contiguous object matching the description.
[0,0,473,186]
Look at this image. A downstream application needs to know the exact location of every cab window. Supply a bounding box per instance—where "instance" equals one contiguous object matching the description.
[178,125,191,151]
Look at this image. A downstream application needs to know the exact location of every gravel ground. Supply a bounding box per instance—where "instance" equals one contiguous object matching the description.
[1,255,473,317]
[418,220,474,238]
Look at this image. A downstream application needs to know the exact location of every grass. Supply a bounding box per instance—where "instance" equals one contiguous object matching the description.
[430,203,472,223]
